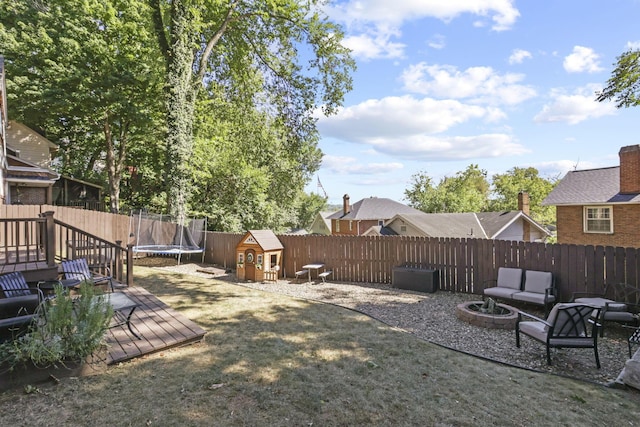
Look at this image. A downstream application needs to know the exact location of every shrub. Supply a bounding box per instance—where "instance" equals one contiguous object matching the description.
[0,282,113,370]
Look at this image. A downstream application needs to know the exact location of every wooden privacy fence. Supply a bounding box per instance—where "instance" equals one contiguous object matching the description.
[3,206,640,301]
[205,233,640,302]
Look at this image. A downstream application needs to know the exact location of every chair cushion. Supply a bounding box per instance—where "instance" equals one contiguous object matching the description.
[512,291,555,305]
[518,321,548,341]
[496,268,523,290]
[483,287,519,299]
[574,297,614,307]
[606,302,628,312]
[603,311,637,322]
[523,270,552,294]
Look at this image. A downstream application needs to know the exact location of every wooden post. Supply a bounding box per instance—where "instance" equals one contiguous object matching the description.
[115,240,123,283]
[40,210,56,267]
[126,243,134,287]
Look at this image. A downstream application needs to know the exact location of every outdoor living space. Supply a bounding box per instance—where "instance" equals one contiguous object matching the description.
[1,259,639,425]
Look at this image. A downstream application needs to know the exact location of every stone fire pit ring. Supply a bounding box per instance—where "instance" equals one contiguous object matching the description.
[455,301,518,330]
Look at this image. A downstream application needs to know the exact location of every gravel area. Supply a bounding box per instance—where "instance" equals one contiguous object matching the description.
[140,259,633,386]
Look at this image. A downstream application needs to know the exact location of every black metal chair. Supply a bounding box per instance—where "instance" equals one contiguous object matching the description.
[516,303,602,368]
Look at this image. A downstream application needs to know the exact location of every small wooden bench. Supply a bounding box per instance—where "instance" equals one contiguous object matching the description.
[295,270,309,281]
[318,271,332,283]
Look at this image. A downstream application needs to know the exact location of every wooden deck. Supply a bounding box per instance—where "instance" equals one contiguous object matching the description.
[105,286,207,365]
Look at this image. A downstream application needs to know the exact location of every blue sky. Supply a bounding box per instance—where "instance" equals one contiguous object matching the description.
[306,0,640,206]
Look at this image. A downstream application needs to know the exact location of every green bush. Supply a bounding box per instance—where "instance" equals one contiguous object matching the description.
[0,282,113,370]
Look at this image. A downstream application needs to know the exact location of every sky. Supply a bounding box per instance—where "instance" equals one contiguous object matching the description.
[305,0,640,206]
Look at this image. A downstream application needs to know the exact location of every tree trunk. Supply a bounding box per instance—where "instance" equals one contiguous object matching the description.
[165,1,197,224]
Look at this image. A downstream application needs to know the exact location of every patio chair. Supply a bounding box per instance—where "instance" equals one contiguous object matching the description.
[61,258,114,292]
[0,272,44,342]
[516,303,602,368]
[572,283,640,337]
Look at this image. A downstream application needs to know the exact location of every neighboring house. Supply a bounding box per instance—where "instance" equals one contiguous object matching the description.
[308,211,333,235]
[371,211,549,242]
[363,192,550,242]
[328,195,424,236]
[4,121,59,204]
[543,144,640,248]
[4,120,104,208]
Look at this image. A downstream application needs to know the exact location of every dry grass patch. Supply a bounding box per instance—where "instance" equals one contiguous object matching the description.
[0,266,639,426]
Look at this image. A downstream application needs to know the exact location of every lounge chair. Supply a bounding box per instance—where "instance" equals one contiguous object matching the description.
[516,303,602,368]
[0,272,43,342]
[61,258,114,292]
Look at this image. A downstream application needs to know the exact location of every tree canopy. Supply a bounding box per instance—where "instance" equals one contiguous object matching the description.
[0,0,165,213]
[404,165,490,213]
[596,49,640,108]
[150,0,355,223]
[1,0,353,228]
[404,164,558,226]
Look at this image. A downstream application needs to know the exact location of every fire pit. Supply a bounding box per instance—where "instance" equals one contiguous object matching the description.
[455,299,518,330]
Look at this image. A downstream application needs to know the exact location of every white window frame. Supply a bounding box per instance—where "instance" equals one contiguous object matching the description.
[584,206,613,234]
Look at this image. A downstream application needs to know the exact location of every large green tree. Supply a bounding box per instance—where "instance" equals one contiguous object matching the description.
[405,165,490,213]
[596,49,640,107]
[0,0,165,213]
[150,0,354,223]
[489,167,558,226]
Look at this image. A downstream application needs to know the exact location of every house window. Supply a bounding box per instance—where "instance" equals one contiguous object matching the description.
[584,206,613,233]
[349,220,353,231]
[400,225,407,232]
[336,220,340,232]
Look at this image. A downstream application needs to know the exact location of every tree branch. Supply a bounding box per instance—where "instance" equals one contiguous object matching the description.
[197,2,238,84]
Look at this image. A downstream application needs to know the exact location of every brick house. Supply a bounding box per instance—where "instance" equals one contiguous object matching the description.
[543,145,640,248]
[328,194,424,236]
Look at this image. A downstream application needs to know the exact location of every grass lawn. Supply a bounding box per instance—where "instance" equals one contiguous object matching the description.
[1,266,639,426]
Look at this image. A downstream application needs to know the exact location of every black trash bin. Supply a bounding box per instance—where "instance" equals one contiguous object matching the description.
[392,266,439,293]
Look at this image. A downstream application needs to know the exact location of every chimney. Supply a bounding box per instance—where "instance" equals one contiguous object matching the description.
[343,194,350,215]
[619,145,640,194]
[518,191,531,242]
[518,192,530,215]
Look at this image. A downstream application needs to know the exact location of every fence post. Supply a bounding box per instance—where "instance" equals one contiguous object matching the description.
[40,210,56,267]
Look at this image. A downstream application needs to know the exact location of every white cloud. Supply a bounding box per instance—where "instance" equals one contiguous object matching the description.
[400,63,537,105]
[563,46,604,73]
[428,34,446,50]
[316,95,528,162]
[327,0,520,31]
[509,49,532,64]
[327,0,520,59]
[318,95,491,140]
[322,155,404,175]
[367,134,528,161]
[626,41,640,50]
[533,85,617,125]
[342,29,405,60]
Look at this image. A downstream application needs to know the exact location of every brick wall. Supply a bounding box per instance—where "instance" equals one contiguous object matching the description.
[620,145,640,194]
[556,205,640,248]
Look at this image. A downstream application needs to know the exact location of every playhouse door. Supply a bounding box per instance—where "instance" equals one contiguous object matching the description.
[245,249,256,281]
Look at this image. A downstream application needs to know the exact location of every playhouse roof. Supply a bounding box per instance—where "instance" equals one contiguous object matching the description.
[244,230,284,251]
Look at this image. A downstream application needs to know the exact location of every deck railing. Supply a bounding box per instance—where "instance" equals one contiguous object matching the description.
[0,213,52,268]
[0,211,132,285]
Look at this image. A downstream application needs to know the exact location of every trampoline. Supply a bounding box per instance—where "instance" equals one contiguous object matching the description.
[129,210,207,264]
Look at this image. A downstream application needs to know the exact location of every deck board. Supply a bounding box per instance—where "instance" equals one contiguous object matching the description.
[105,287,206,365]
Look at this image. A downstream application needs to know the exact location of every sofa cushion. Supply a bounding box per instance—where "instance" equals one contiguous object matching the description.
[523,270,553,294]
[512,291,555,305]
[496,267,523,290]
[483,286,519,300]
